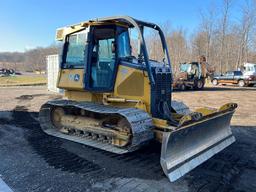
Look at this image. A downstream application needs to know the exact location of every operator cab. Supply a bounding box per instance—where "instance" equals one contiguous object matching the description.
[59,17,173,122]
[62,25,132,91]
[180,62,201,79]
[60,18,171,93]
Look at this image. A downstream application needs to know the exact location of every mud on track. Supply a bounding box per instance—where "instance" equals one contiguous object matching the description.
[0,86,256,191]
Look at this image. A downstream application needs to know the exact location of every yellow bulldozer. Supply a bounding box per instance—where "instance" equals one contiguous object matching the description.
[39,16,237,182]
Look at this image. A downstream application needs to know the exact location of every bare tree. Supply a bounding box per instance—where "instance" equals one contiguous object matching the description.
[167,28,190,72]
[24,45,59,72]
[191,31,207,58]
[199,3,217,62]
[236,0,256,68]
[0,45,59,72]
[219,0,233,73]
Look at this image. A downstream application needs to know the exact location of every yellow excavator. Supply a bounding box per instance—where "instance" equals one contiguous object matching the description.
[39,16,237,182]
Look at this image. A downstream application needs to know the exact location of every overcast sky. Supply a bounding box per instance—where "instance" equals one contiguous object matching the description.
[0,0,243,52]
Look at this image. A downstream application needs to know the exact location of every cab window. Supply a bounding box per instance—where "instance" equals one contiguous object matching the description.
[234,71,242,76]
[64,30,87,68]
[129,28,139,58]
[226,71,233,76]
[117,31,131,58]
[89,27,116,89]
[144,26,164,62]
[180,63,189,72]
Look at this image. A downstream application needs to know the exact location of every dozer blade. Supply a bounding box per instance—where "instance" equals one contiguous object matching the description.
[160,110,235,182]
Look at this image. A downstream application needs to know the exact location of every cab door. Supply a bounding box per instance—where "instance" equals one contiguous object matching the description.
[221,71,234,84]
[58,29,89,90]
[85,25,118,92]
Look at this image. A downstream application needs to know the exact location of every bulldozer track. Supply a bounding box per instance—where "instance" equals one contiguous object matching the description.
[39,100,154,154]
[11,109,165,180]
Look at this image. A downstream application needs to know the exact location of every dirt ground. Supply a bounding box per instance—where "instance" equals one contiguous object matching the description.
[173,85,256,126]
[0,85,255,192]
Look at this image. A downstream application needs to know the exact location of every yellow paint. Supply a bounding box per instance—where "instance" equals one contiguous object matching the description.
[179,115,192,126]
[178,110,234,130]
[57,69,84,91]
[64,90,103,102]
[219,103,237,112]
[56,21,128,41]
[56,25,86,41]
[195,108,217,116]
[114,65,151,113]
[153,118,169,128]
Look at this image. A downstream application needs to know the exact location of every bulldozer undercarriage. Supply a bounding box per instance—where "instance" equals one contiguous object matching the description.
[39,100,154,154]
[51,107,132,147]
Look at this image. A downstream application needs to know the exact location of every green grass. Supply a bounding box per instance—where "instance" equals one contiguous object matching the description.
[0,75,47,86]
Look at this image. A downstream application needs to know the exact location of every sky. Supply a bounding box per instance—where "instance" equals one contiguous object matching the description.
[0,0,243,52]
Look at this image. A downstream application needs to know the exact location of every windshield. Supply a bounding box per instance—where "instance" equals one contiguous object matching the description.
[126,26,166,64]
[64,30,87,68]
[245,65,256,72]
[144,26,165,63]
[180,63,190,72]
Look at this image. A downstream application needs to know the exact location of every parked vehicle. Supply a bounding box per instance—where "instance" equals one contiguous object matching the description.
[0,69,5,77]
[0,68,16,77]
[173,55,215,91]
[173,62,205,90]
[243,63,256,87]
[212,70,256,87]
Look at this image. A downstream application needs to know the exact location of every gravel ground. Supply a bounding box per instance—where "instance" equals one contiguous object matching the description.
[0,85,256,192]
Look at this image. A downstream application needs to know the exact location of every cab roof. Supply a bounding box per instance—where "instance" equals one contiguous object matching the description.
[56,16,160,41]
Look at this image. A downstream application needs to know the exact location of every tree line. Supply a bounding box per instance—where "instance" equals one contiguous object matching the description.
[0,46,59,72]
[146,0,256,73]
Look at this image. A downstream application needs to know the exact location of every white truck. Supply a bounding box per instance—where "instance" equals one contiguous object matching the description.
[243,63,256,86]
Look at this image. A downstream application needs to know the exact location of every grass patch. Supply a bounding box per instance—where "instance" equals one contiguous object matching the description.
[0,75,47,86]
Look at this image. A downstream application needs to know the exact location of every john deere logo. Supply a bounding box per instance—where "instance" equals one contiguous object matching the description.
[74,74,80,81]
[69,74,80,81]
